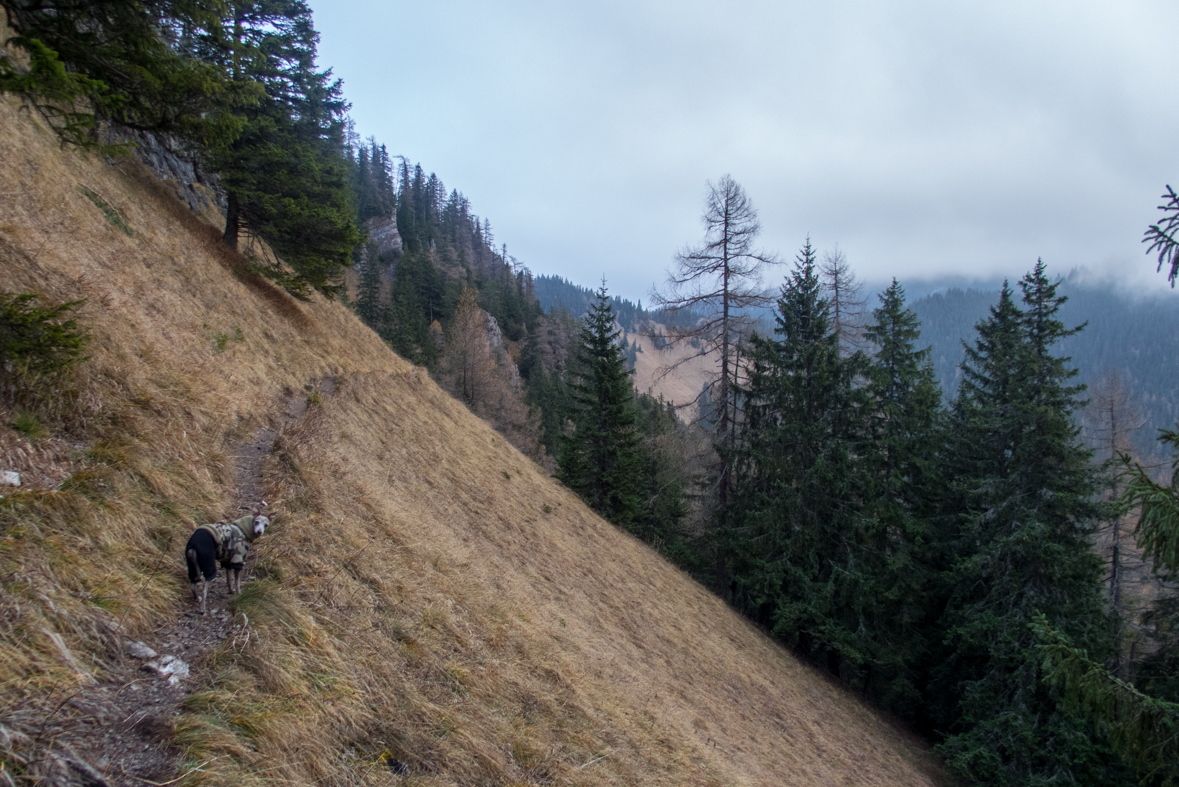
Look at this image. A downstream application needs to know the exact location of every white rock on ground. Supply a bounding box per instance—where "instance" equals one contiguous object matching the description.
[144,655,190,686]
[1,471,19,487]
[125,641,157,659]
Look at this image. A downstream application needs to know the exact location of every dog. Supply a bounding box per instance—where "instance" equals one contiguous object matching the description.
[185,504,269,614]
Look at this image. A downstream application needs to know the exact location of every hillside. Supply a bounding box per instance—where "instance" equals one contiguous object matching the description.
[628,330,715,422]
[0,97,945,786]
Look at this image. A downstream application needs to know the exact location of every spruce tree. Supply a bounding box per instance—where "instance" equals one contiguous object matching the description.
[205,0,359,297]
[355,241,383,331]
[935,263,1131,786]
[519,323,567,457]
[632,393,691,549]
[0,0,241,149]
[730,240,865,674]
[859,279,942,716]
[558,284,643,530]
[1035,424,1179,785]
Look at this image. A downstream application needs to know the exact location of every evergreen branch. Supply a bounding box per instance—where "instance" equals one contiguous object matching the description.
[1121,443,1179,580]
[1144,185,1179,287]
[1035,614,1179,785]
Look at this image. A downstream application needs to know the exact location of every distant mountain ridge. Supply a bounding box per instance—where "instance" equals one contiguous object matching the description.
[534,274,652,330]
[534,274,710,334]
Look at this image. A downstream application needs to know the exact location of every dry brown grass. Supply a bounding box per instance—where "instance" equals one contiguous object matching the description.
[0,94,946,786]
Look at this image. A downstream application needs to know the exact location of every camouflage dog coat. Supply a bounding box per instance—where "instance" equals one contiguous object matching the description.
[197,514,256,571]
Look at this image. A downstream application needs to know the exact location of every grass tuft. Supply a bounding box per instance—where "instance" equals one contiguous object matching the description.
[11,411,44,438]
[77,185,133,236]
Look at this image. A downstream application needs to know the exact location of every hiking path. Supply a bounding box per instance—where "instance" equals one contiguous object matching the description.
[33,378,334,786]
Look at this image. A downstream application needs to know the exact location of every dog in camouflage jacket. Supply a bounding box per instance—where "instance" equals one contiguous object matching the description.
[185,506,269,614]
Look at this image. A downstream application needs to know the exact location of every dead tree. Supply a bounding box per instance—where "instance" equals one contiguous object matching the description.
[649,175,778,596]
[819,246,867,355]
[1087,370,1147,676]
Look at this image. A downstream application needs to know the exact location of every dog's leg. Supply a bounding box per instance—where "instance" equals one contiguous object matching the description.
[225,566,234,593]
[233,567,242,595]
[187,546,208,614]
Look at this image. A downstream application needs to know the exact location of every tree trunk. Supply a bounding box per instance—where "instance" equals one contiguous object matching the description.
[223,190,240,251]
[715,236,732,602]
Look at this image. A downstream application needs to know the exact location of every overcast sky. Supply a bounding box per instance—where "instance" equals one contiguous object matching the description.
[308,0,1179,304]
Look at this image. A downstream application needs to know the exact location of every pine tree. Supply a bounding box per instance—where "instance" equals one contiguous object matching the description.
[384,249,439,365]
[558,284,643,530]
[0,0,242,150]
[1036,476,1179,785]
[519,322,567,458]
[632,392,692,550]
[440,286,494,407]
[934,263,1131,786]
[651,175,779,595]
[820,246,867,355]
[1033,424,1179,785]
[1144,184,1179,286]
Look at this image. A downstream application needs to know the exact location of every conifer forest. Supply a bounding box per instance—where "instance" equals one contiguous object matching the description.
[3,2,1178,785]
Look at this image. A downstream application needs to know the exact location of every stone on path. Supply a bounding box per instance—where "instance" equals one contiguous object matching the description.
[143,655,190,686]
[126,641,157,659]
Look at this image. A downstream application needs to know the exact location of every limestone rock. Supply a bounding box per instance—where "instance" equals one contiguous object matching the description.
[143,655,190,685]
[364,214,402,260]
[126,641,157,660]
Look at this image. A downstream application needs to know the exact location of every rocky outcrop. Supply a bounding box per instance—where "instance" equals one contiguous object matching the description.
[111,128,223,218]
[484,311,520,382]
[364,213,402,261]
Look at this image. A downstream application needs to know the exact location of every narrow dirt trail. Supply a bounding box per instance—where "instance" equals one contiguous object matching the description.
[35,379,333,786]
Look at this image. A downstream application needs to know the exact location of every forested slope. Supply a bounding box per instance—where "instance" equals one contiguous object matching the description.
[910,283,1179,455]
[0,94,946,786]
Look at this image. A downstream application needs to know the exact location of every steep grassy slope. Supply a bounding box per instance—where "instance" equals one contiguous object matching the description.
[629,330,713,421]
[0,97,946,786]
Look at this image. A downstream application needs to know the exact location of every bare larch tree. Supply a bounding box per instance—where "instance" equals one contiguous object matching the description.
[650,175,778,595]
[819,245,867,355]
